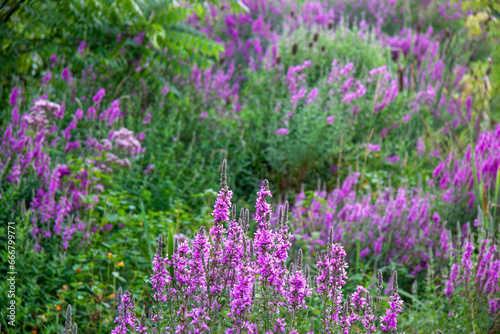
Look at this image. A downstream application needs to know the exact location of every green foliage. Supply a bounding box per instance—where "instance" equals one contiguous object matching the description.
[0,0,226,105]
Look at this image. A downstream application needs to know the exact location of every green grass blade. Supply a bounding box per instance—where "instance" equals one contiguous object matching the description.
[140,200,153,263]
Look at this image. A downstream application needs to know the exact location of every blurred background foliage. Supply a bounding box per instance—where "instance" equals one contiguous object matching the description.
[0,0,499,332]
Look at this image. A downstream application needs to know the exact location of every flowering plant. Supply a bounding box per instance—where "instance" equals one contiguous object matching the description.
[1,85,146,251]
[112,160,404,333]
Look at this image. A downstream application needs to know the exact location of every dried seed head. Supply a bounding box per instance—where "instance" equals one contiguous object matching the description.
[232,204,237,221]
[292,43,298,55]
[297,249,303,269]
[328,22,333,29]
[245,208,250,232]
[277,56,282,64]
[242,235,247,256]
[342,297,350,317]
[220,159,228,188]
[149,308,154,319]
[366,294,373,311]
[444,28,451,38]
[398,64,404,92]
[411,280,418,295]
[265,212,271,226]
[239,207,245,227]
[278,206,284,228]
[392,270,398,294]
[377,270,383,291]
[65,304,72,332]
[119,300,126,318]
[313,32,319,42]
[249,239,254,258]
[308,41,313,48]
[321,45,325,52]
[116,287,122,305]
[327,227,334,251]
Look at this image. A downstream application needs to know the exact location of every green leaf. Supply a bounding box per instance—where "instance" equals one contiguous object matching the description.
[105,213,119,222]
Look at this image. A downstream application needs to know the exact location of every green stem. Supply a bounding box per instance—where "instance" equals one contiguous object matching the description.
[140,200,153,263]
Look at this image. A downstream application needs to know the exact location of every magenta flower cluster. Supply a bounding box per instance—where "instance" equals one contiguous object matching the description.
[445,234,500,315]
[292,172,449,275]
[173,0,471,148]
[112,160,404,333]
[431,124,500,207]
[1,61,147,251]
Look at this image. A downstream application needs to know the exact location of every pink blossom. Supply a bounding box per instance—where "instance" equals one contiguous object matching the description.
[386,155,400,164]
[276,128,289,136]
[78,41,86,55]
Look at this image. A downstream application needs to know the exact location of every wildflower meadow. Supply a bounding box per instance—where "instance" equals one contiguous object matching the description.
[1,0,500,333]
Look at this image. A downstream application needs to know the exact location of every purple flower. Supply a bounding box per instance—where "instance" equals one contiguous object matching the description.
[161,86,170,95]
[445,263,460,295]
[306,88,319,104]
[111,128,143,157]
[315,236,348,327]
[87,106,97,119]
[78,41,86,55]
[61,68,71,82]
[150,236,171,302]
[365,143,380,152]
[276,128,289,136]
[416,138,425,156]
[93,88,106,105]
[143,165,153,174]
[211,160,233,245]
[326,115,335,125]
[10,87,19,106]
[75,109,84,120]
[142,113,151,125]
[386,155,399,164]
[380,273,403,332]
